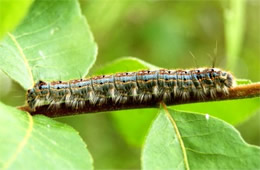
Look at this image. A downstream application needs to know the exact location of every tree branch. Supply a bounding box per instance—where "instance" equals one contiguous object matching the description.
[18,83,260,117]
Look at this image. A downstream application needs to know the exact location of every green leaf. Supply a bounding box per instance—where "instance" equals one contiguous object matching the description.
[110,109,157,146]
[142,108,260,169]
[93,56,158,76]
[0,0,97,89]
[0,0,33,40]
[94,57,158,146]
[0,102,93,169]
[172,97,260,125]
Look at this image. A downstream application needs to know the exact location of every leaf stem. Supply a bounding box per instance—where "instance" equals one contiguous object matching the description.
[18,83,260,117]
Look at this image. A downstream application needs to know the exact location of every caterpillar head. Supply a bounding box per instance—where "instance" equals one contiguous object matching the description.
[219,71,235,88]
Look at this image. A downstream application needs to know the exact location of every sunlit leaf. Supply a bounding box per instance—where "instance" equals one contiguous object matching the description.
[173,97,260,125]
[0,0,97,89]
[0,102,93,169]
[142,108,260,169]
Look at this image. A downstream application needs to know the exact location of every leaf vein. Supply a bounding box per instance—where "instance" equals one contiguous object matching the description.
[185,147,238,158]
[181,131,222,138]
[15,16,61,39]
[3,112,33,169]
[162,103,190,170]
[22,34,73,51]
[7,33,34,86]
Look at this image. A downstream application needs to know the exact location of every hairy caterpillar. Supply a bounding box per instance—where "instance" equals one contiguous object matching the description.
[27,68,235,111]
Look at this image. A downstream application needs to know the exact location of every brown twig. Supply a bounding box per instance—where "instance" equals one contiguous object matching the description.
[18,83,260,117]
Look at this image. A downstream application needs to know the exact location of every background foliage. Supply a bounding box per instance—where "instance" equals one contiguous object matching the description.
[0,0,259,169]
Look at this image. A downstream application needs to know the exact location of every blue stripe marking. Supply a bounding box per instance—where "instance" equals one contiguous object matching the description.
[117,75,136,82]
[108,77,114,83]
[158,74,171,80]
[120,76,127,82]
[93,78,113,84]
[41,84,50,89]
[75,82,85,87]
[212,72,218,77]
[82,80,91,86]
[145,74,157,80]
[200,73,205,78]
[138,74,157,81]
[77,81,91,87]
[51,84,68,89]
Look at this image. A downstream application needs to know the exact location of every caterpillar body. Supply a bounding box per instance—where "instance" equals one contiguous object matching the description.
[27,68,235,111]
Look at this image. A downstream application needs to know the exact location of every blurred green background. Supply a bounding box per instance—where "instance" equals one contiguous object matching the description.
[0,0,259,169]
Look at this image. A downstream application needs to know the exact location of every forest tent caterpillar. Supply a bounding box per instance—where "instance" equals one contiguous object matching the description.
[27,68,235,111]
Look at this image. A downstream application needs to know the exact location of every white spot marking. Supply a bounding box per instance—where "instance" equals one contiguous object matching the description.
[50,27,59,35]
[39,50,46,59]
[205,114,210,120]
